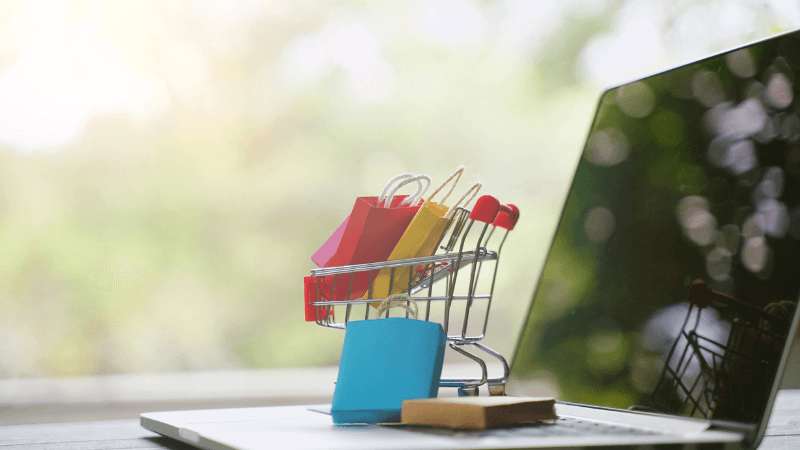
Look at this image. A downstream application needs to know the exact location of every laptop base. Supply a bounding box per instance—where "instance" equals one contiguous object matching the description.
[141,403,744,450]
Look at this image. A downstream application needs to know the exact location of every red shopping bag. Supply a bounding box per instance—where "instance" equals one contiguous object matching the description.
[310,174,428,268]
[316,174,431,302]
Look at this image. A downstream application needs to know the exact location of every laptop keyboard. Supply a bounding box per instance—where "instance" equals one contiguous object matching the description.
[403,417,662,439]
[499,417,662,437]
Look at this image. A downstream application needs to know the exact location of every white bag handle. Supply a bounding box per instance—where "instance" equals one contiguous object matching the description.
[381,174,431,208]
[402,174,432,206]
[425,166,464,206]
[445,182,482,218]
[375,293,418,319]
[378,173,416,206]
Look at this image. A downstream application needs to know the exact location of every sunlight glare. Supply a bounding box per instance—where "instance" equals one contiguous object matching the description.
[0,1,169,150]
[414,0,488,50]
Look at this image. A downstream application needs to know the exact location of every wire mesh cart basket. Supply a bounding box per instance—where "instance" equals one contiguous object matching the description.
[651,279,792,422]
[305,195,519,396]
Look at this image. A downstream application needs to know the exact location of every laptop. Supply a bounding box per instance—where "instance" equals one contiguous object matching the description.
[141,29,800,449]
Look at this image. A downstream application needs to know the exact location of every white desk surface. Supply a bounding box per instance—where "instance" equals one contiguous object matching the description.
[0,389,797,450]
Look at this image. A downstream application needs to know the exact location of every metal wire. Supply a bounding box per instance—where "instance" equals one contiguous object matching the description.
[307,204,512,394]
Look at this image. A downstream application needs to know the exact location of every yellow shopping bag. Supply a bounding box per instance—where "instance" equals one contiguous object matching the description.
[367,167,481,301]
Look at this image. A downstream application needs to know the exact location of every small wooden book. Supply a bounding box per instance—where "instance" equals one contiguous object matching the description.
[401,396,557,429]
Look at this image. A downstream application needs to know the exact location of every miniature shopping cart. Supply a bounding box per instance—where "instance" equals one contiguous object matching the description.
[305,195,519,396]
[651,280,792,422]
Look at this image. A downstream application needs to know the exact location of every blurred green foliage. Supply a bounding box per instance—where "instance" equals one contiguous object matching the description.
[0,0,794,380]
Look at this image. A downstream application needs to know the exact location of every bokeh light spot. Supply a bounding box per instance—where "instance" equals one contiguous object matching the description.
[414,0,488,50]
[684,209,717,246]
[706,247,732,281]
[755,198,790,238]
[742,215,764,239]
[584,206,616,243]
[766,72,793,109]
[753,111,778,144]
[724,139,758,175]
[281,34,332,85]
[725,48,756,78]
[676,196,710,221]
[742,236,769,273]
[585,128,630,166]
[677,196,718,247]
[719,98,767,139]
[615,81,656,119]
[691,70,726,107]
[327,22,380,74]
[704,102,732,137]
[751,167,784,205]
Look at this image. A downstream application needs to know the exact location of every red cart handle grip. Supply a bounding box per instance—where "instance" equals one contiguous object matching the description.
[469,195,500,224]
[493,204,519,230]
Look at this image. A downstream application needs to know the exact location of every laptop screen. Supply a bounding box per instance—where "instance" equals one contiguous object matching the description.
[509,30,800,430]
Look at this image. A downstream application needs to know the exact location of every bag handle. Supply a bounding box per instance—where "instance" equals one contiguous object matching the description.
[378,173,415,205]
[425,166,464,206]
[377,173,429,208]
[381,174,431,208]
[375,293,418,319]
[445,182,482,218]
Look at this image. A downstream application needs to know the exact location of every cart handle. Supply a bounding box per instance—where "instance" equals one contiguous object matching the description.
[687,279,790,327]
[469,195,500,224]
[492,204,519,230]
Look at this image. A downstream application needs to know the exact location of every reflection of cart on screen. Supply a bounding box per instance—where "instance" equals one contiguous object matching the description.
[305,196,519,396]
[651,280,792,422]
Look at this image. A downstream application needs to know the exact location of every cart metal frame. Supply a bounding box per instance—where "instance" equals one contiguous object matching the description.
[308,196,518,396]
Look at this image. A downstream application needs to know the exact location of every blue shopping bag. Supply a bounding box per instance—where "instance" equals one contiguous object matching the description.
[331,297,446,424]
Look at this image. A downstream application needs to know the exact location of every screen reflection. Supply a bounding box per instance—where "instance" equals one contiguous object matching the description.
[511,31,800,425]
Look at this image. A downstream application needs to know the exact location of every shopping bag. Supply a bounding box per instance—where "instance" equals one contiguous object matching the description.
[317,174,431,301]
[331,295,446,424]
[311,215,349,267]
[311,174,426,268]
[368,168,482,300]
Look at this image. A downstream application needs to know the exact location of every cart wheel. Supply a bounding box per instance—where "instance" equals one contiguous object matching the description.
[458,386,479,396]
[488,382,506,396]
